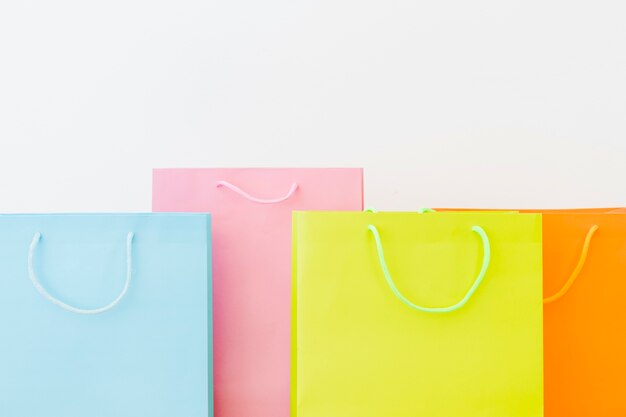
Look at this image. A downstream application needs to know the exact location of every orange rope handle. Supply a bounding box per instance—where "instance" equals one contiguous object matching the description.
[543,225,599,304]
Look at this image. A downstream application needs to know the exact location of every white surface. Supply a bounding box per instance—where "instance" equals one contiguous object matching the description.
[1,1,625,212]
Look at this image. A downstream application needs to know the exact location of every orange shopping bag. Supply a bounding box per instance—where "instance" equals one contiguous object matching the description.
[534,209,626,416]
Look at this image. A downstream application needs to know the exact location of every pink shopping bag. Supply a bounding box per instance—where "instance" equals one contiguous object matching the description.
[152,168,363,417]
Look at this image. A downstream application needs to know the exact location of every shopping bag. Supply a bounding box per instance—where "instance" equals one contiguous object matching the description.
[292,211,543,417]
[535,210,626,416]
[152,168,363,417]
[0,214,212,417]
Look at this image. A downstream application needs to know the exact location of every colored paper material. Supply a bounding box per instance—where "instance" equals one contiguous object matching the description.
[292,211,543,417]
[153,168,363,417]
[533,209,626,416]
[0,214,212,417]
[439,207,626,416]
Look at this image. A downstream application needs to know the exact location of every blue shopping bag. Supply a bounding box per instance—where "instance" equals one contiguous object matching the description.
[0,214,212,417]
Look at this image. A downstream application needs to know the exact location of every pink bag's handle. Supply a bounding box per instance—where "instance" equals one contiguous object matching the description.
[216,180,298,204]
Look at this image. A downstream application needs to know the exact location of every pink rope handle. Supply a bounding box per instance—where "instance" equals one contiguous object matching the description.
[216,180,298,204]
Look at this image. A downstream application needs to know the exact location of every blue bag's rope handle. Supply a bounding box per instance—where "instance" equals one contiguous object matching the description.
[27,232,135,315]
[366,208,491,313]
[216,180,298,204]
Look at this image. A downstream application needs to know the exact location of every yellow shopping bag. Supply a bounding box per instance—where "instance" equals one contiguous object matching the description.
[292,211,543,417]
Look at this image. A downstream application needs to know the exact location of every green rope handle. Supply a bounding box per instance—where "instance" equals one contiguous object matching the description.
[367,224,491,313]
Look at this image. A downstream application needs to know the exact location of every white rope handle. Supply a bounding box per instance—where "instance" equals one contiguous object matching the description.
[27,232,134,315]
[216,180,298,204]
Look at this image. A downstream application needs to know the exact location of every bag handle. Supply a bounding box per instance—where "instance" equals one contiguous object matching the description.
[27,232,135,315]
[543,225,599,304]
[216,180,298,204]
[367,224,491,313]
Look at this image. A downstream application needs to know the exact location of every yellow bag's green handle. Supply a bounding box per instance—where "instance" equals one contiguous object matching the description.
[543,225,599,304]
[366,211,491,313]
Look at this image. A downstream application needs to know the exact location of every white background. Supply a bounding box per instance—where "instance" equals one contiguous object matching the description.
[1,1,625,212]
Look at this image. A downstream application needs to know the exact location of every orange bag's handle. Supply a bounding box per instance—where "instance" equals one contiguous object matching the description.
[543,225,599,304]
